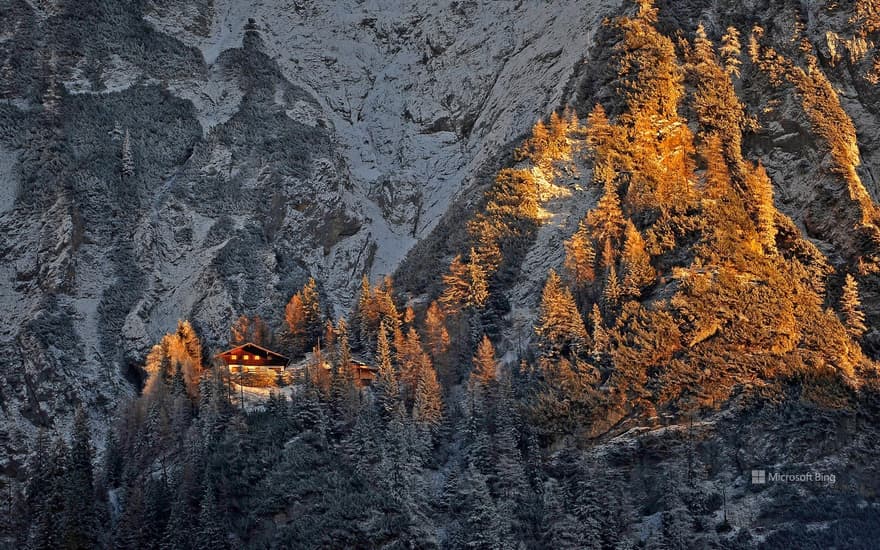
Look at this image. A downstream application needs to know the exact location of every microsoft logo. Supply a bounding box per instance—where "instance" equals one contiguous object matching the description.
[751,469,766,484]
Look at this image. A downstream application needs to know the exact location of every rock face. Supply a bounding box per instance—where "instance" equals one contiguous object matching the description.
[0,0,621,466]
[1,0,879,478]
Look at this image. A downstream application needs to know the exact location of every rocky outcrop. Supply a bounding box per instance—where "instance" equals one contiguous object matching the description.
[0,0,623,468]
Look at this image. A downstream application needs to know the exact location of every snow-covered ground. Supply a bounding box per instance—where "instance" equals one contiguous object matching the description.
[501,150,599,358]
[146,0,623,312]
[230,381,296,412]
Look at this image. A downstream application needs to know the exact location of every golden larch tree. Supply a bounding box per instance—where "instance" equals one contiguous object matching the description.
[535,270,590,358]
[602,264,623,309]
[841,274,867,338]
[621,221,656,296]
[564,219,597,286]
[440,250,490,311]
[586,179,626,248]
[720,26,742,77]
[413,362,443,431]
[471,334,498,389]
[590,303,610,363]
[424,300,450,359]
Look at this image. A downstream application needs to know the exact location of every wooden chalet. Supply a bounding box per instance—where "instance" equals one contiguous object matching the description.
[215,342,290,373]
[289,354,379,388]
[350,359,378,387]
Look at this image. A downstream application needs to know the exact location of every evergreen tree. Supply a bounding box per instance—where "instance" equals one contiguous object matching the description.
[602,264,623,310]
[535,270,590,358]
[24,431,54,548]
[345,407,384,474]
[285,278,324,355]
[351,274,374,351]
[600,236,616,270]
[621,221,655,296]
[841,274,868,338]
[424,300,452,385]
[198,369,229,444]
[142,478,171,550]
[746,162,778,254]
[176,320,203,385]
[291,376,328,438]
[652,486,690,550]
[457,464,511,549]
[300,277,324,346]
[197,485,228,550]
[590,303,610,365]
[586,104,615,158]
[31,437,68,550]
[162,483,195,550]
[471,335,497,389]
[0,57,15,99]
[687,28,748,162]
[63,408,97,550]
[441,249,490,311]
[570,476,606,549]
[307,346,331,397]
[542,479,589,549]
[336,318,353,371]
[397,327,431,405]
[514,118,552,163]
[110,120,124,142]
[614,0,695,215]
[284,293,306,353]
[373,322,402,420]
[103,429,123,488]
[403,305,416,328]
[693,23,715,63]
[439,469,460,513]
[143,324,205,398]
[549,110,567,146]
[492,378,529,537]
[122,129,134,178]
[531,118,550,153]
[171,362,188,398]
[377,414,421,505]
[324,320,338,365]
[463,405,493,475]
[116,483,148,550]
[330,318,359,421]
[375,277,402,336]
[564,219,597,285]
[586,179,626,247]
[720,26,743,77]
[412,362,443,433]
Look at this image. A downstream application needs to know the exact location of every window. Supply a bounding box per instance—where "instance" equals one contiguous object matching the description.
[244,355,250,360]
[253,355,260,360]
[231,354,238,360]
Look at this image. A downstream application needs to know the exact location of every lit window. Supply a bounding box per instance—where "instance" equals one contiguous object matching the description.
[244,355,250,360]
[254,355,260,360]
[231,354,238,360]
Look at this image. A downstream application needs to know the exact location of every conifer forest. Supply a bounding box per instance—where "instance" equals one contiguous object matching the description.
[2,0,880,548]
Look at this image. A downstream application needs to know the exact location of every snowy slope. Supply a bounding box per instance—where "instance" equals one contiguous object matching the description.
[0,0,624,468]
[145,0,622,309]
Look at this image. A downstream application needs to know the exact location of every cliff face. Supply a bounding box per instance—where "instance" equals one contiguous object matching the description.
[402,0,880,353]
[2,1,880,547]
[1,0,879,481]
[0,0,621,466]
